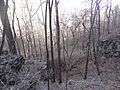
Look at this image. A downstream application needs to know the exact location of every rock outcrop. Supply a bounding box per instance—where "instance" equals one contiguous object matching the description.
[100,35,120,58]
[0,54,25,86]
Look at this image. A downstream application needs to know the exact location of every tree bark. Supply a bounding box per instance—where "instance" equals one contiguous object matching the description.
[55,0,62,83]
[48,0,55,82]
[0,0,17,54]
[16,17,26,58]
[45,0,50,89]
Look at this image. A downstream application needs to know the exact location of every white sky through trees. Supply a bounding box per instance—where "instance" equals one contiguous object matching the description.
[5,0,120,34]
[60,0,120,9]
[14,0,120,14]
[12,0,120,21]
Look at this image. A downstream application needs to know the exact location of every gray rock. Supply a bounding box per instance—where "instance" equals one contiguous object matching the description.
[100,37,120,58]
[0,54,25,87]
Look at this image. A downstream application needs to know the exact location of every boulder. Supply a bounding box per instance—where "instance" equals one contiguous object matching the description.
[0,54,25,86]
[99,35,120,58]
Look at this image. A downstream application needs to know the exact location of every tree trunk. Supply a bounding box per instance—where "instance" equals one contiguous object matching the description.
[45,0,50,89]
[0,0,17,54]
[55,0,62,83]
[48,0,55,82]
[16,17,26,58]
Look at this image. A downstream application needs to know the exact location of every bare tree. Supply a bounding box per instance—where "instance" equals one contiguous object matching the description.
[12,0,21,55]
[44,0,50,89]
[84,0,101,79]
[0,0,17,54]
[25,0,37,59]
[55,0,62,83]
[48,0,55,82]
[106,0,112,34]
[38,38,43,60]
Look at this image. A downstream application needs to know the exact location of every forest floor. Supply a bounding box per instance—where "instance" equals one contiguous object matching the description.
[49,57,120,90]
[2,55,120,90]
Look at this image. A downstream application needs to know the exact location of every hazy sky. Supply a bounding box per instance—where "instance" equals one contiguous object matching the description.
[15,0,120,12]
[4,0,120,35]
[59,0,120,11]
[8,0,120,23]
